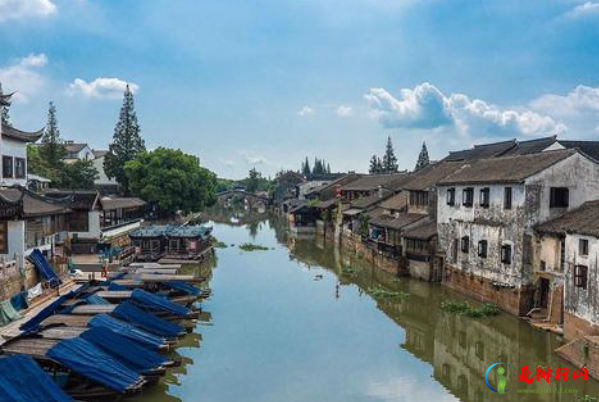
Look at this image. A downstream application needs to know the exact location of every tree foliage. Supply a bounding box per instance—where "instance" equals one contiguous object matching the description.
[125,147,217,216]
[39,102,66,170]
[59,160,99,190]
[300,156,332,177]
[369,155,383,174]
[104,85,145,195]
[0,82,11,127]
[415,142,430,171]
[237,168,272,194]
[382,136,398,173]
[301,157,311,176]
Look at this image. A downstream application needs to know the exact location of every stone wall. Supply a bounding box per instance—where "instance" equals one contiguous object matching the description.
[339,232,407,275]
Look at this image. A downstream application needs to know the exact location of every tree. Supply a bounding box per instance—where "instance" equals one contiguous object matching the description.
[59,160,99,190]
[104,85,145,195]
[301,157,311,176]
[0,82,11,127]
[327,163,331,174]
[125,147,217,216]
[27,143,59,183]
[369,155,379,174]
[246,168,262,193]
[415,142,430,171]
[39,102,66,170]
[382,135,398,173]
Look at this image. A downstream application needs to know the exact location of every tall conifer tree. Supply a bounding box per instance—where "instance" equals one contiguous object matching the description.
[382,136,398,173]
[415,142,430,171]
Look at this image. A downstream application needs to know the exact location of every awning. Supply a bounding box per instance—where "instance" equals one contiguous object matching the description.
[113,302,184,338]
[47,337,142,393]
[88,313,166,350]
[342,208,363,217]
[81,327,168,374]
[131,289,191,318]
[0,355,73,402]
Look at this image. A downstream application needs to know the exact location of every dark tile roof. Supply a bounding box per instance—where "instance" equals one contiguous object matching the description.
[93,150,109,158]
[44,190,100,210]
[2,124,43,142]
[499,136,558,157]
[305,174,362,199]
[438,149,577,186]
[535,201,599,237]
[100,196,146,211]
[559,141,599,162]
[445,140,516,161]
[316,199,337,209]
[64,143,88,154]
[402,219,438,240]
[350,191,393,209]
[403,161,466,191]
[275,171,306,184]
[0,188,69,217]
[379,192,408,212]
[369,213,425,230]
[340,172,410,192]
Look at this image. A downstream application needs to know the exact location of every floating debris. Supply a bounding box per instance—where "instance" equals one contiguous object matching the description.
[239,243,270,252]
[440,300,501,318]
[368,287,410,299]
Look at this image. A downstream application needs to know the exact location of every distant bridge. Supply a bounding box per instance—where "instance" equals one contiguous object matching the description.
[216,190,270,211]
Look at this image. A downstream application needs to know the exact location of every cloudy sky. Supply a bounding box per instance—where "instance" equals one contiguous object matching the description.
[1,0,598,178]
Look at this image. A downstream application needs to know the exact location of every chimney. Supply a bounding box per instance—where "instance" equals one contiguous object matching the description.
[378,185,383,199]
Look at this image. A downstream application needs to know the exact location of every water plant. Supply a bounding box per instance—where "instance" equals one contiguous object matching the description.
[213,240,228,249]
[578,396,598,402]
[239,243,270,252]
[440,300,501,318]
[341,266,355,275]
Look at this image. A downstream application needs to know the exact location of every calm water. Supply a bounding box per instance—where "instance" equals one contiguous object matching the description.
[130,215,599,402]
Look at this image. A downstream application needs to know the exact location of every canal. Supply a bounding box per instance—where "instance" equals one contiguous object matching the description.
[132,215,599,402]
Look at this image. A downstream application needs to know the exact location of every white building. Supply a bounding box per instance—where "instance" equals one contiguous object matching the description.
[437,149,599,315]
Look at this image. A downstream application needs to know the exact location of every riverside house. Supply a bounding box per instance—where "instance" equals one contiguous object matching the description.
[437,149,599,316]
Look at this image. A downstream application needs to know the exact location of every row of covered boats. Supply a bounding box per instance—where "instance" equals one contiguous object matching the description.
[0,260,210,401]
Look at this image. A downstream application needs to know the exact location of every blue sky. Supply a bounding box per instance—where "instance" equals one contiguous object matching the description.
[1,0,599,178]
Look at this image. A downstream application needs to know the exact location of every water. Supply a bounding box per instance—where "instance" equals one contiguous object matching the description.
[131,216,599,402]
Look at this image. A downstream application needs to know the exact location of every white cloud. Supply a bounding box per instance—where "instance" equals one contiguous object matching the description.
[241,150,268,166]
[67,77,139,99]
[531,84,599,116]
[0,0,57,23]
[365,82,565,137]
[336,105,352,117]
[298,106,315,117]
[564,2,599,18]
[0,53,49,102]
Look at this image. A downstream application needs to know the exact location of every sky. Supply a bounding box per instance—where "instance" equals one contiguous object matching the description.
[0,0,599,179]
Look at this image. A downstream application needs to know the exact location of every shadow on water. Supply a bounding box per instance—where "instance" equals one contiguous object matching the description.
[127,211,599,402]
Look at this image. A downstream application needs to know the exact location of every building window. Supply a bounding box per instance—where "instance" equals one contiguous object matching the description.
[461,236,470,253]
[410,191,429,207]
[501,244,512,264]
[540,260,547,271]
[0,221,7,254]
[463,188,474,207]
[580,239,589,257]
[2,156,13,179]
[479,188,490,208]
[575,265,588,289]
[504,187,512,210]
[478,240,488,258]
[14,158,26,179]
[550,187,569,208]
[446,188,456,206]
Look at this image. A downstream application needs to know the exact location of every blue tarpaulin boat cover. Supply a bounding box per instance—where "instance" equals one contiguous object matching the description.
[28,249,62,288]
[81,327,168,374]
[47,337,142,393]
[108,282,128,291]
[86,294,110,305]
[163,281,201,296]
[88,313,165,350]
[131,289,190,317]
[0,354,73,402]
[10,291,29,311]
[113,302,184,338]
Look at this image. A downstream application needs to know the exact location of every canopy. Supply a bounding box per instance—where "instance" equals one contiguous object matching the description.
[88,313,165,350]
[28,249,62,288]
[47,337,141,393]
[81,327,168,374]
[113,302,184,338]
[131,289,190,317]
[0,355,73,402]
[0,300,22,327]
[163,281,201,296]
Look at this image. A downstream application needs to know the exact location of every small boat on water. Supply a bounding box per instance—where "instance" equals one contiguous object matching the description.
[129,224,214,262]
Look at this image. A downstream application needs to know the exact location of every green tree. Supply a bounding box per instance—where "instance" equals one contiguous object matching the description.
[382,135,398,173]
[59,160,99,190]
[0,82,11,127]
[27,143,60,183]
[246,168,262,193]
[369,155,379,174]
[415,142,430,171]
[39,102,66,170]
[301,157,311,176]
[125,147,217,216]
[104,85,145,195]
